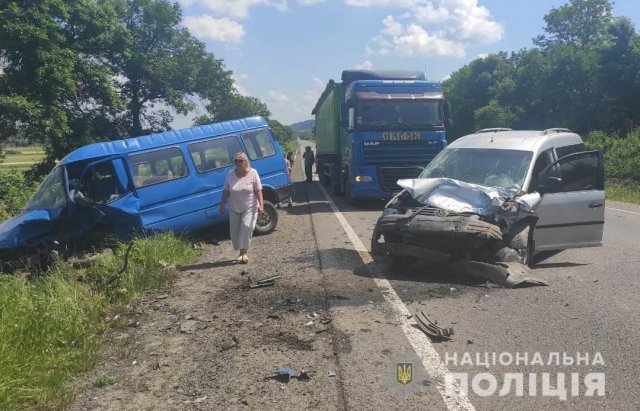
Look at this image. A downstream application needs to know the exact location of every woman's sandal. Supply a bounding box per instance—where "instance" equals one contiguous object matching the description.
[240,255,249,264]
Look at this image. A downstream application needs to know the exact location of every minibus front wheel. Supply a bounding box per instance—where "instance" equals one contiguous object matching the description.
[254,201,279,235]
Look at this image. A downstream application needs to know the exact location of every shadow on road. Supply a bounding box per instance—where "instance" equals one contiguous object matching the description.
[180,260,238,271]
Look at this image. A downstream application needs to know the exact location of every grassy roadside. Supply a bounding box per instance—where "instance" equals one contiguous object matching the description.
[606,180,640,204]
[0,233,199,410]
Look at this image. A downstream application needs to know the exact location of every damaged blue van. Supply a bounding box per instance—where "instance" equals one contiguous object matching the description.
[0,116,293,269]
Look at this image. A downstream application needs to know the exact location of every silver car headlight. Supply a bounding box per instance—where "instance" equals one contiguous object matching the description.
[383,207,400,216]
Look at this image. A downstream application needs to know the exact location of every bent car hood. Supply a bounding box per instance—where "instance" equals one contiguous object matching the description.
[0,209,56,250]
[396,177,541,215]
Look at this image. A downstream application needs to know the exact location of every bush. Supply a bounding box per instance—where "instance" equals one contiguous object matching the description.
[0,170,37,221]
[584,129,640,183]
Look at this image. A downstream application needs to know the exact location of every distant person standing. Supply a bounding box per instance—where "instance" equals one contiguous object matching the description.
[219,152,264,264]
[303,146,315,183]
[286,151,295,168]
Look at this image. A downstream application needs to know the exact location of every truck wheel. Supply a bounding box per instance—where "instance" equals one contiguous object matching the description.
[254,201,279,235]
[331,163,341,195]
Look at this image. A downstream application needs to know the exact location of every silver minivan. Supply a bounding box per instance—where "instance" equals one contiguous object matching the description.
[372,128,604,266]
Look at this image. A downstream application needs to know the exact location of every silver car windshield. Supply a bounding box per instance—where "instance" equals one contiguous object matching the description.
[419,148,533,190]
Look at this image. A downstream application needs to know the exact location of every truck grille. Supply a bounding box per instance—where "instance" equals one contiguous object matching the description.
[362,140,441,165]
[379,167,423,192]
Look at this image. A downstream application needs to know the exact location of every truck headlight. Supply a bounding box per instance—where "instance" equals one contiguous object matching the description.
[355,175,372,183]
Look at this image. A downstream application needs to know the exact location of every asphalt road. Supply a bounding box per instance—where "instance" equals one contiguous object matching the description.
[299,140,640,410]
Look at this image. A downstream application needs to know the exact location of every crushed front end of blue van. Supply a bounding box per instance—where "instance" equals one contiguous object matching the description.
[0,116,292,271]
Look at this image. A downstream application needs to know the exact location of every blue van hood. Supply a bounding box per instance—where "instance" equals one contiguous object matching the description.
[0,209,55,250]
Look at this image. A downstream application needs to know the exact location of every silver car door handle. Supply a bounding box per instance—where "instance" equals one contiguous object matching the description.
[588,202,603,208]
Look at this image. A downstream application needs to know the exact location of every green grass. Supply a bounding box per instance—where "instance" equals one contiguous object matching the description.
[606,180,640,204]
[0,233,198,410]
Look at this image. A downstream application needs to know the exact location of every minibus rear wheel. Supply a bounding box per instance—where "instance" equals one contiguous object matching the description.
[254,201,279,235]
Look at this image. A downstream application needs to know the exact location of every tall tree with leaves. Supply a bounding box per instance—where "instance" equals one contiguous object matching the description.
[194,93,271,125]
[596,17,640,134]
[0,0,122,170]
[109,0,234,136]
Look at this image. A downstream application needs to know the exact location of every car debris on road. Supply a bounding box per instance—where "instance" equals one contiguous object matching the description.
[414,311,454,341]
[242,275,281,289]
[268,368,311,382]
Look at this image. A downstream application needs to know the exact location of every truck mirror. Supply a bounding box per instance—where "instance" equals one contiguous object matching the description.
[348,107,355,131]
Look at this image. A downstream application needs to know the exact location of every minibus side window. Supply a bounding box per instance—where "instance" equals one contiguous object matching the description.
[242,129,276,160]
[129,147,189,188]
[188,135,242,173]
[82,160,126,203]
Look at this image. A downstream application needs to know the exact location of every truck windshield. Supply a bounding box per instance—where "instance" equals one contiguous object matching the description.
[355,100,442,130]
[24,166,67,211]
[419,148,533,191]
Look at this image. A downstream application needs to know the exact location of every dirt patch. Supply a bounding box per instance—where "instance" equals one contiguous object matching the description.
[69,182,341,410]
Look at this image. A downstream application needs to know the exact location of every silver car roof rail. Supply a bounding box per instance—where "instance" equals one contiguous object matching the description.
[542,128,572,135]
[474,128,512,134]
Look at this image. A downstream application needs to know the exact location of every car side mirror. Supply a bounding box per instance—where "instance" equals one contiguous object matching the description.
[537,176,563,194]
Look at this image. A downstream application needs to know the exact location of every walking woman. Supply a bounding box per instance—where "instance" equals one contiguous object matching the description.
[219,152,264,264]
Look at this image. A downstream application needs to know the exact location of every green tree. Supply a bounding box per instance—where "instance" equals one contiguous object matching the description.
[0,0,122,168]
[194,93,270,125]
[443,53,514,138]
[473,101,517,130]
[109,0,233,137]
[534,0,613,49]
[596,17,640,134]
[267,119,293,144]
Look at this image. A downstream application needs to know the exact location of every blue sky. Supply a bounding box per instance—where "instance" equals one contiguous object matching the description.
[175,0,640,127]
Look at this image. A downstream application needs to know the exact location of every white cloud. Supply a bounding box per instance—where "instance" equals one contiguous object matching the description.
[369,16,465,57]
[313,77,325,88]
[344,0,414,6]
[394,23,466,57]
[445,0,503,43]
[414,2,450,24]
[182,0,267,19]
[181,0,297,18]
[233,73,249,81]
[183,16,245,43]
[355,60,374,70]
[358,0,503,58]
[231,73,249,95]
[297,0,325,4]
[267,90,290,104]
[381,15,404,36]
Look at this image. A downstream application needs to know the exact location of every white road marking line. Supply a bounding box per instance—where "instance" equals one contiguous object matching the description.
[316,182,475,411]
[606,206,640,216]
